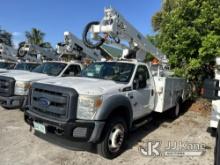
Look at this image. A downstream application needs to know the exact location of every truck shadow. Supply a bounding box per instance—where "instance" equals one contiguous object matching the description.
[34,100,193,156]
[125,100,194,150]
[34,132,97,153]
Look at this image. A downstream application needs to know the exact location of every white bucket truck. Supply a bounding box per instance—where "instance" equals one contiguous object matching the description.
[24,8,188,158]
[0,42,44,74]
[0,32,102,109]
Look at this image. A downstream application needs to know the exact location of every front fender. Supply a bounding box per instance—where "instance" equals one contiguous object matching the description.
[94,94,133,128]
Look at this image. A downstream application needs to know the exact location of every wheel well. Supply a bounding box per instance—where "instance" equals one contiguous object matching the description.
[108,106,131,129]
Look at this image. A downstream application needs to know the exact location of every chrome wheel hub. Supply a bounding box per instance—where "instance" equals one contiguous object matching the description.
[108,124,125,153]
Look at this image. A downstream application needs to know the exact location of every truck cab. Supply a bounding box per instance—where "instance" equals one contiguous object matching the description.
[0,61,83,109]
[24,60,158,156]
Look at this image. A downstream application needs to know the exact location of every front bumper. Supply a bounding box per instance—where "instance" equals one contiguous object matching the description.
[24,110,105,143]
[0,95,25,109]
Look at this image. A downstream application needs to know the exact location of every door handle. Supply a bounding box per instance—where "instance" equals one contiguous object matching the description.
[151,89,154,96]
[129,95,134,99]
[127,93,134,99]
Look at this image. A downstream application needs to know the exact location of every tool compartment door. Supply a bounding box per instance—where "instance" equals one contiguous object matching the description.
[154,77,186,113]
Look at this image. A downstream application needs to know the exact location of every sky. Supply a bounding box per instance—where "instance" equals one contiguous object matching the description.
[0,0,162,47]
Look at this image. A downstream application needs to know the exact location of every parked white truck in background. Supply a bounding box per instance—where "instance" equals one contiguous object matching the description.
[17,41,58,61]
[0,41,44,74]
[0,61,83,109]
[56,31,102,61]
[0,32,102,109]
[24,8,188,159]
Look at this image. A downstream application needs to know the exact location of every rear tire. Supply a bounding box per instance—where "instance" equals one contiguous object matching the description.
[97,116,128,159]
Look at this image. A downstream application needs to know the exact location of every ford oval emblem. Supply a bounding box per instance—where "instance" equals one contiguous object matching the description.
[39,97,50,107]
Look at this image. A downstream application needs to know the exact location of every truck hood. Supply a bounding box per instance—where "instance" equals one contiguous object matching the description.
[1,72,52,82]
[0,68,8,73]
[0,70,31,75]
[38,77,126,95]
[8,70,30,74]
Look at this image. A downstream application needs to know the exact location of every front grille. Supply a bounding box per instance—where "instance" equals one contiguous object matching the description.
[0,76,15,97]
[29,83,78,121]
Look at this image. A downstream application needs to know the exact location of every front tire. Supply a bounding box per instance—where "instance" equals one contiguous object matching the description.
[97,116,127,159]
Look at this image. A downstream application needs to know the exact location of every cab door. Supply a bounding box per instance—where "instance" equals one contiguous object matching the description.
[132,65,155,119]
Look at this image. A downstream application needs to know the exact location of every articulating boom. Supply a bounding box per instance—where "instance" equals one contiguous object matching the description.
[56,32,102,61]
[83,8,167,63]
[0,43,17,62]
[17,42,58,62]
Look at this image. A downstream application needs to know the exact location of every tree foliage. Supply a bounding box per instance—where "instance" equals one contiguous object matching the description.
[25,28,45,45]
[39,42,52,48]
[152,0,220,85]
[25,28,52,48]
[145,35,157,62]
[0,27,13,46]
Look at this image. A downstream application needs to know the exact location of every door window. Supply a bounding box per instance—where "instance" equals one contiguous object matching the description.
[63,65,81,77]
[134,65,150,89]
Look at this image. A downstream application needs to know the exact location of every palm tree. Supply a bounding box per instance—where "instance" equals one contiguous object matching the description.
[25,28,45,45]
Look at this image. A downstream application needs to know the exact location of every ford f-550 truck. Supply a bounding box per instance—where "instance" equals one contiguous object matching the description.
[25,59,187,158]
[24,8,188,159]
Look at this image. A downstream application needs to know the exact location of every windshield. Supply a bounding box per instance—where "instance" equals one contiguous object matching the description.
[32,62,67,76]
[14,63,39,71]
[0,62,15,69]
[81,62,135,83]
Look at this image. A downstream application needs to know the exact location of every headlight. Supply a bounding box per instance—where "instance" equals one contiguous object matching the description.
[77,95,102,120]
[15,81,31,95]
